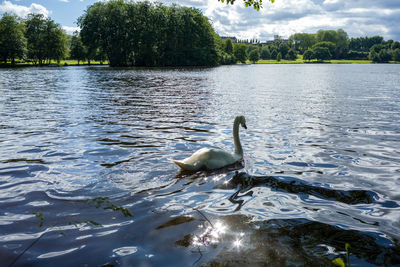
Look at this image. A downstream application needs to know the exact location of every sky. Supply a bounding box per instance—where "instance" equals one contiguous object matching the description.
[1,0,400,41]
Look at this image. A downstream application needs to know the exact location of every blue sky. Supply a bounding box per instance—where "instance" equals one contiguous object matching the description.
[1,0,400,41]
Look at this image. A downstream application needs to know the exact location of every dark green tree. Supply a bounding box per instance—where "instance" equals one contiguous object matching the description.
[270,47,278,59]
[393,48,400,62]
[369,50,380,62]
[312,41,335,58]
[391,41,400,50]
[0,13,26,64]
[378,49,391,62]
[260,46,270,59]
[249,49,260,63]
[44,19,67,63]
[233,43,247,63]
[289,33,317,54]
[224,38,233,54]
[286,48,297,60]
[276,52,282,61]
[25,13,67,64]
[303,49,313,62]
[69,32,86,64]
[25,13,46,64]
[278,43,289,58]
[313,46,331,61]
[79,0,219,67]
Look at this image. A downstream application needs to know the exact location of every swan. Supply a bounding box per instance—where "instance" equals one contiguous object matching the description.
[173,115,247,171]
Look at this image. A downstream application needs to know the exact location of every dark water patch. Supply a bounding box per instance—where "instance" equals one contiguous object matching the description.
[222,172,378,205]
[156,216,195,230]
[203,216,400,267]
[1,158,48,165]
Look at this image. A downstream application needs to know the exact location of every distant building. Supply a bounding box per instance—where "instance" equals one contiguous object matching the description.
[264,35,289,46]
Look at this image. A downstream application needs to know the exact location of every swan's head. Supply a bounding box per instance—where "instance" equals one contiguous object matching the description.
[238,115,247,129]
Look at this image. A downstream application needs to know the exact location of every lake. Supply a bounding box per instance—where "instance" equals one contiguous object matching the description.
[1,64,400,266]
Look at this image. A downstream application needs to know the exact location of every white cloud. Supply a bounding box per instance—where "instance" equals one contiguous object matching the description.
[197,0,400,41]
[59,0,69,2]
[62,25,80,35]
[0,1,50,18]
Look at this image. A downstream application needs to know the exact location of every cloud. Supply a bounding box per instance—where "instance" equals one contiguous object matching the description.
[0,1,50,17]
[196,0,400,41]
[62,25,80,34]
[59,0,69,2]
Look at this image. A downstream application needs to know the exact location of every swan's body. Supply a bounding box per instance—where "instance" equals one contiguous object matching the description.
[173,116,247,171]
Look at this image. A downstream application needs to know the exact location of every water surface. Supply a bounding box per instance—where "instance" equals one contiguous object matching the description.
[1,64,400,266]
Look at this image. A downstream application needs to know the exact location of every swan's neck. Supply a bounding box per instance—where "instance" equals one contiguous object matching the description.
[233,117,242,156]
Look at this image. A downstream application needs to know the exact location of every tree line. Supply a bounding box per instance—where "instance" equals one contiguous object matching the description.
[220,29,400,63]
[1,1,399,66]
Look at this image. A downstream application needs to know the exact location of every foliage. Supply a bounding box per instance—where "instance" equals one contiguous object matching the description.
[260,46,270,59]
[348,36,384,52]
[303,49,313,61]
[393,48,400,62]
[249,49,260,63]
[224,38,233,54]
[218,0,275,11]
[289,33,317,54]
[79,0,220,67]
[333,243,351,267]
[69,32,86,64]
[233,43,248,63]
[0,13,26,64]
[312,41,335,57]
[369,44,392,63]
[286,48,297,60]
[346,50,369,60]
[278,43,289,58]
[25,14,67,65]
[313,46,332,61]
[276,52,282,61]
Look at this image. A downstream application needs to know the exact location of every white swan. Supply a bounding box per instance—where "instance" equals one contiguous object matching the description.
[173,116,247,171]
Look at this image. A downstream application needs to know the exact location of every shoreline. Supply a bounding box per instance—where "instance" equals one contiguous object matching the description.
[1,59,399,68]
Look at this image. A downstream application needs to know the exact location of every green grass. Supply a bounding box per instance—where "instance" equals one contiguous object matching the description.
[1,59,108,67]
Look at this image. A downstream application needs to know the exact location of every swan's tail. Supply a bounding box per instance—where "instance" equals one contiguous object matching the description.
[172,160,194,171]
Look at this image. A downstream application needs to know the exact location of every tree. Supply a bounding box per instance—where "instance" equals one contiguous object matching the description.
[79,1,219,67]
[378,49,391,62]
[25,13,46,64]
[391,41,400,50]
[276,52,282,61]
[286,48,297,60]
[312,41,335,58]
[303,49,313,62]
[249,49,259,63]
[224,38,233,54]
[69,32,86,64]
[44,19,67,63]
[278,43,289,58]
[313,46,331,61]
[393,48,400,62]
[233,43,247,63]
[369,50,380,62]
[289,33,316,54]
[25,13,67,64]
[260,46,270,59]
[0,13,26,64]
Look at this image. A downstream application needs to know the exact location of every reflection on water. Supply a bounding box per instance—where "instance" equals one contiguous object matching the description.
[0,65,400,266]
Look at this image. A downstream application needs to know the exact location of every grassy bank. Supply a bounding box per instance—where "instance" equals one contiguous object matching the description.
[1,59,108,67]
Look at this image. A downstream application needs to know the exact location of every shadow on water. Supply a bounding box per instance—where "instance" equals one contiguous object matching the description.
[169,171,400,266]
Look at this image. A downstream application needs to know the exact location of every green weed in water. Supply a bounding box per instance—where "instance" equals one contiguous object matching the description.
[332,243,351,267]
